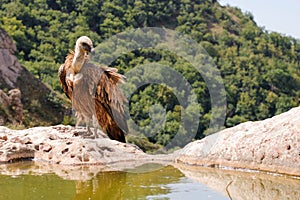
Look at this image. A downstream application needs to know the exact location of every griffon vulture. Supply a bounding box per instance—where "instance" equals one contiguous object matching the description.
[58,36,127,143]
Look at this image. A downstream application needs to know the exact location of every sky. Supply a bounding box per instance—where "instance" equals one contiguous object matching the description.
[218,0,300,39]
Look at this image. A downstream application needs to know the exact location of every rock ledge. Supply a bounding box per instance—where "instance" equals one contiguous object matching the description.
[0,107,300,177]
[0,125,171,167]
[175,106,300,176]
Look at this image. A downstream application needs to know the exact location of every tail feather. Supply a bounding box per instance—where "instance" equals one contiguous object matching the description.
[105,124,126,143]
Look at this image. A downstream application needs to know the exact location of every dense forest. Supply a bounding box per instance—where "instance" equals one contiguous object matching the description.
[0,0,299,151]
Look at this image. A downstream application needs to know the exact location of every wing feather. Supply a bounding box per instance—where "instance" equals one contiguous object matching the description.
[58,51,74,100]
[94,67,128,142]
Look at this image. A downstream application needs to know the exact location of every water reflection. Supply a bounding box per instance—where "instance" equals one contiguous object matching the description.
[0,162,188,200]
[177,164,300,200]
[73,171,127,200]
[72,165,184,200]
[0,162,299,200]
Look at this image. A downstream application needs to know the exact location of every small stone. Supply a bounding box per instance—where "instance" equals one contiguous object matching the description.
[0,135,7,141]
[39,144,52,152]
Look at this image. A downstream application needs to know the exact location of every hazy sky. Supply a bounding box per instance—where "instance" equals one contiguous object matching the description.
[218,0,300,39]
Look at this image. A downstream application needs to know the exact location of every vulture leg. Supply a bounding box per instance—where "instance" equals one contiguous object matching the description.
[84,115,94,137]
[75,112,83,128]
[75,112,94,138]
[92,115,99,137]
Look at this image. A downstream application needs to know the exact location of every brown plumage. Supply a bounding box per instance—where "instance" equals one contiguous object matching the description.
[58,36,127,142]
[58,51,74,100]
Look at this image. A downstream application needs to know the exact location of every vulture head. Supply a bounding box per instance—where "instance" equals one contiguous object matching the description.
[75,36,95,55]
[72,36,95,73]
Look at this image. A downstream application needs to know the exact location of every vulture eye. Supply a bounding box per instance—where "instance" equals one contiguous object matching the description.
[82,42,91,52]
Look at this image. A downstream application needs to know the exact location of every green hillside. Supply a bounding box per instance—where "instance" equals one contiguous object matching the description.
[0,0,299,151]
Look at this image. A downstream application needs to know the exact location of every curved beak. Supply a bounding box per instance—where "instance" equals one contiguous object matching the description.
[90,47,95,55]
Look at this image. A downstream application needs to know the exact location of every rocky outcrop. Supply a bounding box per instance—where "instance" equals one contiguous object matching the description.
[0,30,22,88]
[7,89,23,123]
[0,106,299,178]
[0,125,171,166]
[175,106,300,176]
[0,28,66,126]
[0,89,23,125]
